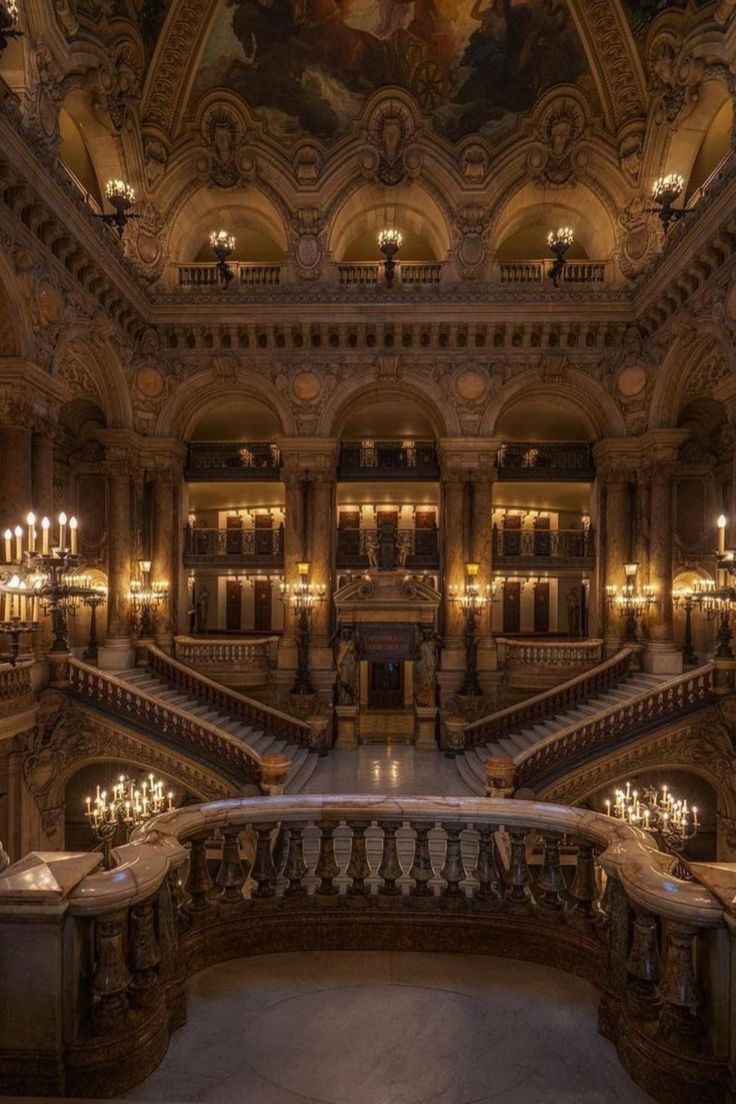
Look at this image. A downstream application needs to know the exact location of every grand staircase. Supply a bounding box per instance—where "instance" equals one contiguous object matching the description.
[70,647,320,794]
[455,654,715,795]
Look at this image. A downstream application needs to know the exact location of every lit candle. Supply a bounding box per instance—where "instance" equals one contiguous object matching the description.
[58,512,67,551]
[718,515,727,554]
[69,516,78,554]
[14,525,22,560]
[41,516,50,555]
[25,512,35,553]
[3,529,10,562]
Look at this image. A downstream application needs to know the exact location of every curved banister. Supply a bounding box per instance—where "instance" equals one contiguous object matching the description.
[462,647,636,746]
[145,643,313,747]
[69,657,265,785]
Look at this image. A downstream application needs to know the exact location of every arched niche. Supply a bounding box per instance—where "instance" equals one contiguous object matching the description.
[189,397,283,442]
[57,91,123,206]
[493,393,597,442]
[321,377,457,438]
[493,184,617,262]
[686,97,733,198]
[328,182,450,262]
[661,81,733,199]
[53,334,134,430]
[340,398,437,439]
[168,187,288,263]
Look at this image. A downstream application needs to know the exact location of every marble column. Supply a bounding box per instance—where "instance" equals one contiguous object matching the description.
[308,472,335,654]
[151,470,177,652]
[0,423,32,526]
[440,472,468,694]
[276,468,307,683]
[99,468,134,669]
[31,430,55,520]
[470,470,497,679]
[602,471,630,653]
[645,465,682,674]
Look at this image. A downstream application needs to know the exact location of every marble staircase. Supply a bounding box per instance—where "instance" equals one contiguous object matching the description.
[117,668,319,793]
[455,670,670,795]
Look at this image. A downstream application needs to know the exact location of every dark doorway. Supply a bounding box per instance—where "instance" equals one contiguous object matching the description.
[226,514,243,556]
[503,515,521,557]
[533,581,550,633]
[254,576,272,632]
[226,578,242,631]
[254,513,273,557]
[534,516,551,557]
[503,580,521,633]
[368,661,404,709]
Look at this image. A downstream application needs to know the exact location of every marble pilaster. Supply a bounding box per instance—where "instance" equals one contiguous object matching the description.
[151,469,177,652]
[644,461,682,675]
[470,467,497,680]
[99,461,134,670]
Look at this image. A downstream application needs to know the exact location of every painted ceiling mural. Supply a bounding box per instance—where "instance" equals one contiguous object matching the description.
[192,0,590,145]
[620,0,710,34]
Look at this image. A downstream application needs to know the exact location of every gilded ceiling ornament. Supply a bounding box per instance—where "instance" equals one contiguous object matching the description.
[527,97,588,187]
[200,104,255,189]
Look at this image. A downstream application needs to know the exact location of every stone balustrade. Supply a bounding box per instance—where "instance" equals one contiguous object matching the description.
[497,260,607,285]
[0,794,732,1101]
[0,660,34,716]
[174,635,277,688]
[498,637,603,690]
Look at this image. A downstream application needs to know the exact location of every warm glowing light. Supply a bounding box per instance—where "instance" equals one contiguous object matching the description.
[105,179,135,204]
[210,230,236,252]
[378,228,402,250]
[547,226,574,249]
[652,173,684,201]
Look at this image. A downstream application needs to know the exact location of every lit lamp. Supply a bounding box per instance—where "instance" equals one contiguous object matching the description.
[129,559,168,645]
[650,174,687,234]
[279,561,326,695]
[210,230,236,287]
[378,228,402,288]
[84,772,175,870]
[604,779,699,858]
[97,180,137,239]
[449,561,491,697]
[672,587,698,667]
[606,561,657,643]
[0,0,21,57]
[547,226,574,287]
[82,583,108,663]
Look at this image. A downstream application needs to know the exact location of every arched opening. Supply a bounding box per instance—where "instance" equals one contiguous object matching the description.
[169,189,288,266]
[58,107,103,205]
[189,398,282,442]
[686,97,734,198]
[329,183,451,263]
[339,398,437,440]
[495,396,593,442]
[493,184,617,264]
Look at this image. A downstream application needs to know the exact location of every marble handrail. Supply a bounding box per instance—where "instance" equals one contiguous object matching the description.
[462,647,636,744]
[174,635,277,668]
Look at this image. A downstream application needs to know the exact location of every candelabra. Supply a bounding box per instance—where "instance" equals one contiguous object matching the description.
[547,226,574,287]
[210,230,236,287]
[649,174,688,234]
[605,780,699,856]
[1,511,100,657]
[97,180,137,238]
[84,773,175,870]
[672,587,698,666]
[378,228,402,288]
[449,562,491,697]
[280,562,325,695]
[82,583,108,662]
[0,0,21,56]
[129,560,168,640]
[606,562,656,643]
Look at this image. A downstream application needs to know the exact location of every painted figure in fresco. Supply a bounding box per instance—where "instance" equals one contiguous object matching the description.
[335,625,358,705]
[414,625,439,707]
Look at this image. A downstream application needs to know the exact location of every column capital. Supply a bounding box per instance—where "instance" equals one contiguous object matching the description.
[438,437,502,478]
[277,437,338,480]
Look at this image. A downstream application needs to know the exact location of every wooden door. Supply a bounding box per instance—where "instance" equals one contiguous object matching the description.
[226,578,242,630]
[254,513,273,558]
[534,516,551,558]
[414,509,437,559]
[338,509,361,559]
[503,581,521,633]
[226,515,243,556]
[254,576,272,632]
[368,662,404,709]
[503,515,521,557]
[377,509,399,531]
[533,581,550,633]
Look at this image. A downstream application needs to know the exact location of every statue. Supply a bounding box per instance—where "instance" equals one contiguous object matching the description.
[196,586,210,634]
[414,626,439,708]
[335,626,357,706]
[395,529,412,569]
[364,529,380,569]
[567,587,581,637]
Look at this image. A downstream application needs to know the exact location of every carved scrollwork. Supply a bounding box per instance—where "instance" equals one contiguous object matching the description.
[526,96,589,187]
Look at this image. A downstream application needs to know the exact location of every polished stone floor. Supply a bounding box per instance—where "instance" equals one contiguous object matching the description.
[304,745,472,796]
[123,951,654,1104]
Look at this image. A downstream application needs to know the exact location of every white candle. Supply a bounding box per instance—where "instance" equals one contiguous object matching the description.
[3,529,10,562]
[26,512,35,553]
[69,516,78,554]
[41,517,50,555]
[14,525,22,560]
[718,515,727,554]
[58,512,67,551]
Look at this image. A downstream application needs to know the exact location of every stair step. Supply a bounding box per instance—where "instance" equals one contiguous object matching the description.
[455,755,485,797]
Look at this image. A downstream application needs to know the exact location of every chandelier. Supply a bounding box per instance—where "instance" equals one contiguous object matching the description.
[606,562,656,642]
[210,230,236,287]
[129,559,168,640]
[449,562,491,697]
[605,780,699,855]
[378,228,402,288]
[279,562,325,695]
[547,226,574,287]
[97,180,137,238]
[1,511,100,657]
[649,173,687,233]
[85,773,175,869]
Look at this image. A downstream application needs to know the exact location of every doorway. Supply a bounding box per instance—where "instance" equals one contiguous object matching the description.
[533,581,550,633]
[368,661,404,709]
[503,580,521,633]
[226,578,242,631]
[254,576,272,632]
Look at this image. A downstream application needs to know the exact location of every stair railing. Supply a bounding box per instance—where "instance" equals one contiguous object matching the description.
[461,647,636,748]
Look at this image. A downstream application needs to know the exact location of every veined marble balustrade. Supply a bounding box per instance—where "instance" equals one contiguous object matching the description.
[0,794,732,1101]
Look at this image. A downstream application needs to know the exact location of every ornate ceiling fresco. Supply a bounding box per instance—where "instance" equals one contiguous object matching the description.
[621,0,709,34]
[192,0,591,144]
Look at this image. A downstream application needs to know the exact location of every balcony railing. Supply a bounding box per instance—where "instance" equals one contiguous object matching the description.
[336,527,439,569]
[337,262,444,286]
[338,440,439,479]
[498,260,607,285]
[493,528,594,565]
[185,442,281,481]
[184,525,283,566]
[1,793,731,1101]
[176,262,282,287]
[497,442,594,481]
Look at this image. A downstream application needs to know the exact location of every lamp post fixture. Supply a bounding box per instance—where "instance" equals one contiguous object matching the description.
[82,583,108,663]
[0,0,21,56]
[129,560,168,643]
[378,228,402,288]
[547,226,574,287]
[605,780,699,858]
[84,773,175,870]
[280,562,325,695]
[97,180,137,238]
[210,230,236,287]
[649,174,688,234]
[672,588,698,667]
[450,562,491,697]
[606,561,657,643]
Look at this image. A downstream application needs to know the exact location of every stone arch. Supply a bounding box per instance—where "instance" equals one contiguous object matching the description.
[649,334,735,430]
[157,372,296,439]
[318,372,461,439]
[52,331,134,430]
[327,181,452,262]
[165,182,289,264]
[58,88,125,205]
[492,179,618,262]
[482,371,626,441]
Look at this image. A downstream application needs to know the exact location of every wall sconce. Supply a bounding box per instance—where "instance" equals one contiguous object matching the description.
[96,180,138,239]
[0,0,21,57]
[210,230,236,287]
[378,228,402,287]
[649,174,688,234]
[548,226,574,287]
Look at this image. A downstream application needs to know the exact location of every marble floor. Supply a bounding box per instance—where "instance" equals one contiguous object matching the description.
[304,745,472,796]
[122,951,654,1104]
